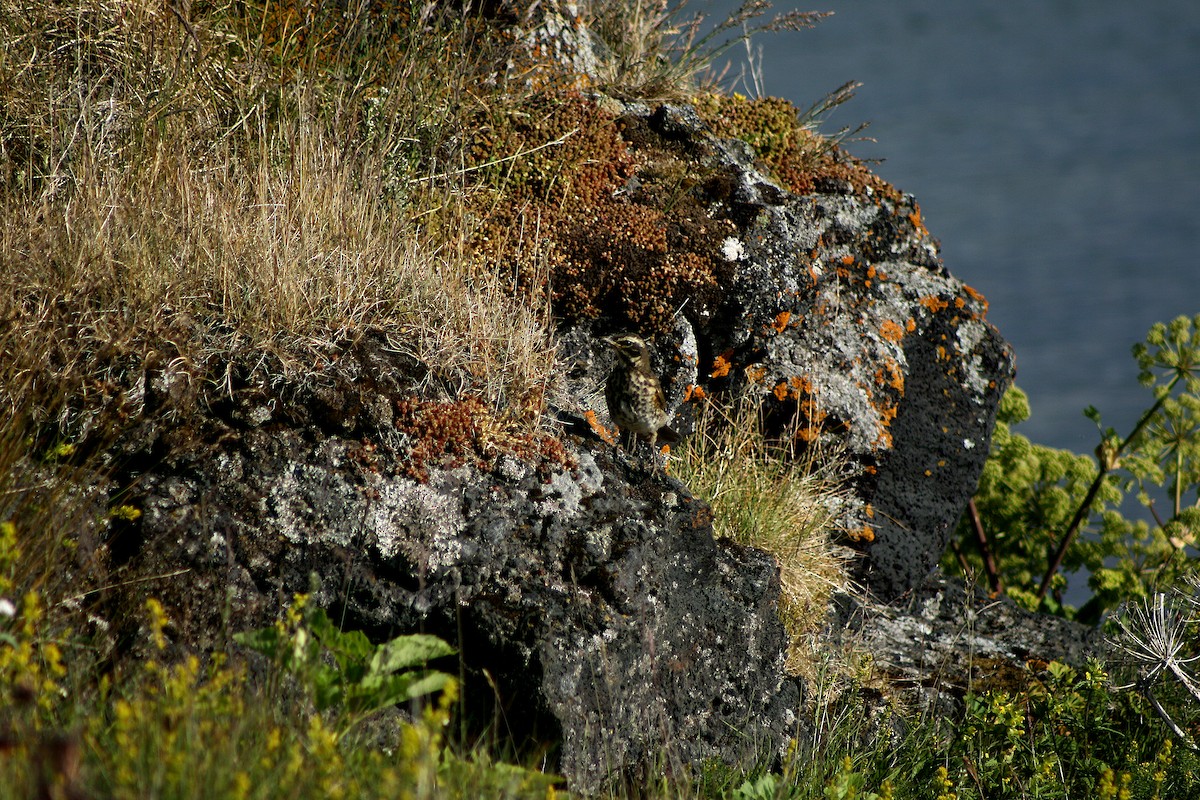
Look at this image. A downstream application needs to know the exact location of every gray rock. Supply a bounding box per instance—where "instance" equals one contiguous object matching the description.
[603,102,1016,600]
[831,576,1100,704]
[127,376,798,792]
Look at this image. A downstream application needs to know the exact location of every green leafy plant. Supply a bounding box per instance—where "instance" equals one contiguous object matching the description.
[234,594,455,732]
[948,315,1200,620]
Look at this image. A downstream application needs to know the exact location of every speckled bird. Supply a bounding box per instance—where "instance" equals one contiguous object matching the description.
[602,333,680,451]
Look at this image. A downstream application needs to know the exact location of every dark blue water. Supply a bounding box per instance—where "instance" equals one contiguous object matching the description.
[709,0,1200,454]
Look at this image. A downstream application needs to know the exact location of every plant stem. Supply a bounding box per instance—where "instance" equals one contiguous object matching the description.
[1036,375,1180,601]
[967,498,1002,595]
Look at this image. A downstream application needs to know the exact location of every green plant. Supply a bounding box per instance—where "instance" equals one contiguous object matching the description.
[819,757,894,800]
[936,660,1200,799]
[948,315,1200,620]
[233,593,456,735]
[0,586,559,799]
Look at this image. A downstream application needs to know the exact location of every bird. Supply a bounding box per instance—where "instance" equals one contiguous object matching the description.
[602,333,681,452]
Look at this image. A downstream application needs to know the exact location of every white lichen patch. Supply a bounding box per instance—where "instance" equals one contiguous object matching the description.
[264,462,359,548]
[721,236,745,262]
[367,477,465,562]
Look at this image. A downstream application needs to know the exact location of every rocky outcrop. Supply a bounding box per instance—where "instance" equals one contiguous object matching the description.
[152,447,786,789]
[91,97,1016,792]
[112,335,794,794]
[561,102,1015,600]
[833,577,1100,695]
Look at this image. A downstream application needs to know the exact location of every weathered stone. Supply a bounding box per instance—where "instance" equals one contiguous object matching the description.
[830,575,1101,704]
[125,365,798,791]
[579,102,1017,600]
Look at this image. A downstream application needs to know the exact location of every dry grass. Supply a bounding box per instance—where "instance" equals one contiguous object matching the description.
[584,0,831,97]
[671,391,857,676]
[0,0,559,435]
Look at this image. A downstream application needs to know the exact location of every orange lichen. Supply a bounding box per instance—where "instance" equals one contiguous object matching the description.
[789,375,813,396]
[874,360,905,393]
[683,384,706,402]
[772,311,791,333]
[744,364,768,384]
[847,525,875,543]
[906,318,916,332]
[907,208,924,233]
[879,320,905,343]
[920,295,950,314]
[584,408,617,445]
[773,381,790,401]
[795,426,821,443]
[879,404,898,426]
[711,350,734,378]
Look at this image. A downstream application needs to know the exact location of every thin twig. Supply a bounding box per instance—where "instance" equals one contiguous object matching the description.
[409,130,577,185]
[968,498,1003,595]
[56,568,193,607]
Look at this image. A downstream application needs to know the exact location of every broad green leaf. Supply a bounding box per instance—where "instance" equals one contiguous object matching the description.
[368,633,455,677]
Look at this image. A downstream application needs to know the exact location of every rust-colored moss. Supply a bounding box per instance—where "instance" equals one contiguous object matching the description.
[394,396,572,482]
[464,92,739,334]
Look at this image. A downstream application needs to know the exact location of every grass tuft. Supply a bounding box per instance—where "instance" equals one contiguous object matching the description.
[672,391,856,676]
[1,0,561,439]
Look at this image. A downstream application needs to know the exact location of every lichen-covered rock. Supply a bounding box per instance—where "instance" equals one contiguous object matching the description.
[559,101,1016,600]
[830,576,1100,701]
[723,184,1015,599]
[120,346,797,792]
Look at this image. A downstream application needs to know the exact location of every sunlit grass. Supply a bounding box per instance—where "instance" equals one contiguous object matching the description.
[671,391,855,676]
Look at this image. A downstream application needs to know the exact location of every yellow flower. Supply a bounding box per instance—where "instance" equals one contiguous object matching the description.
[145,598,168,650]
